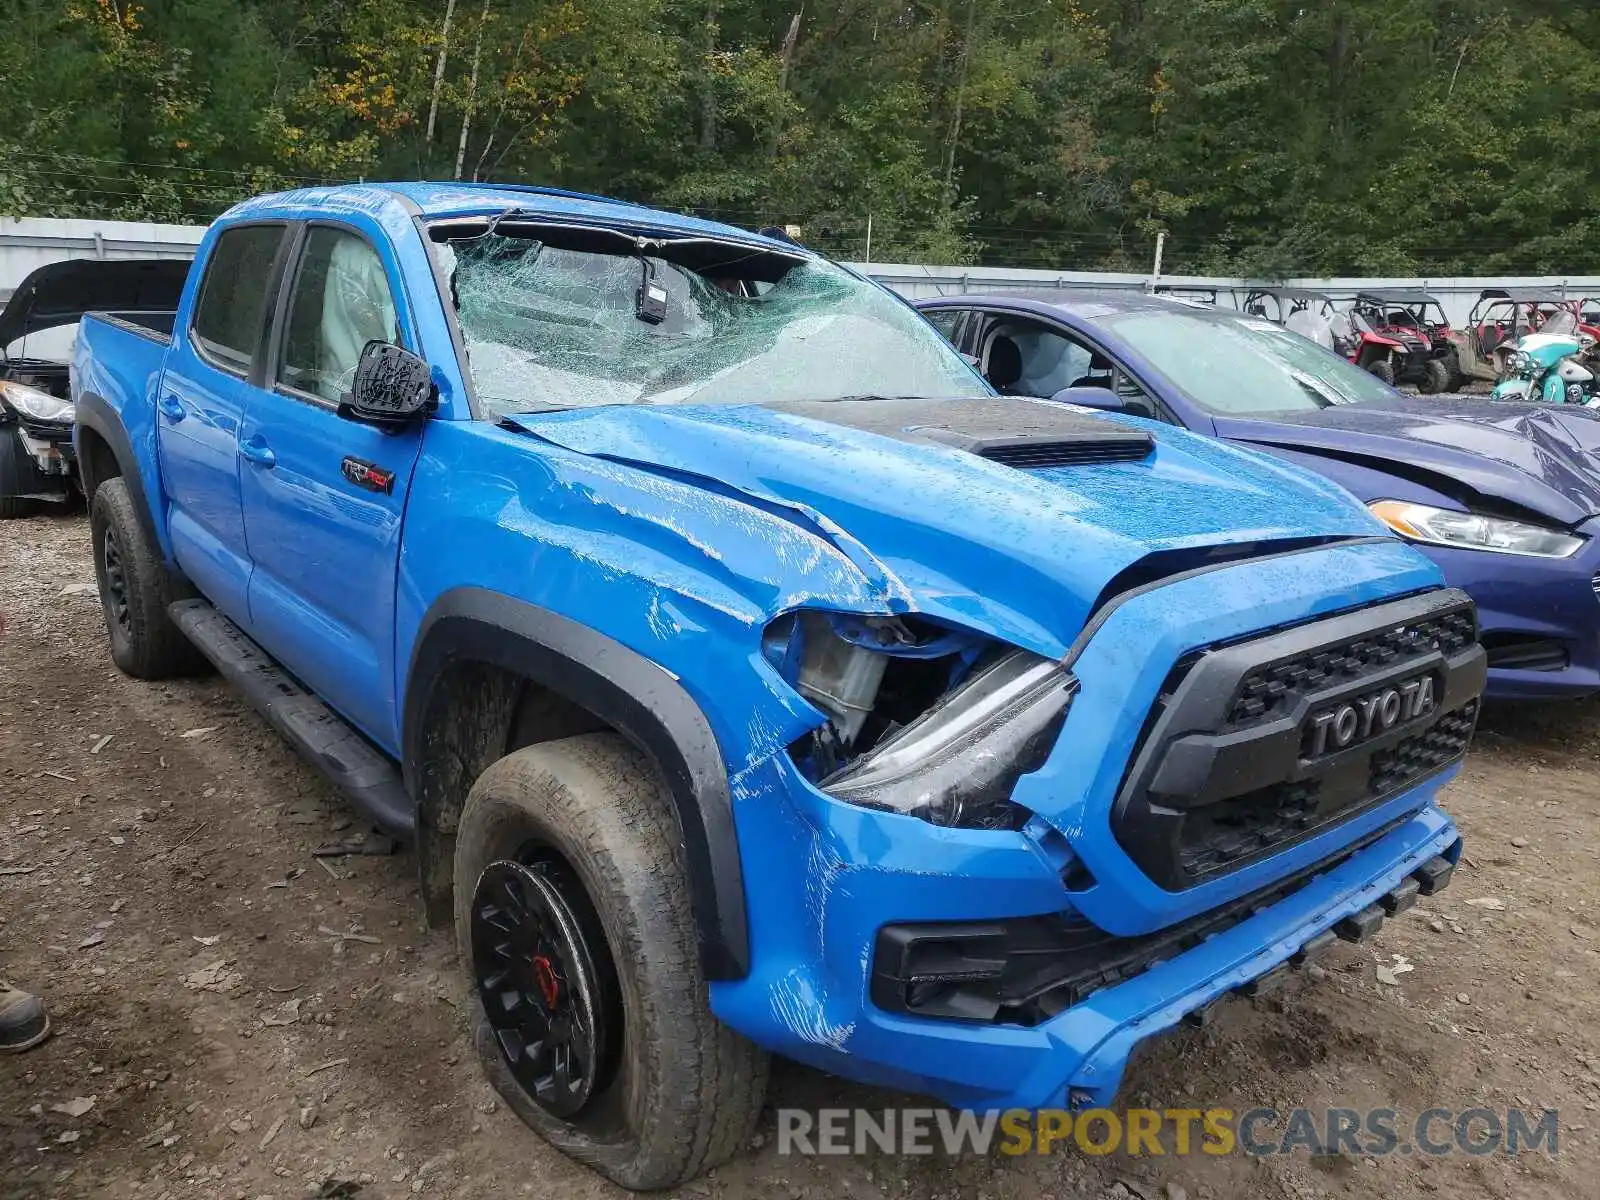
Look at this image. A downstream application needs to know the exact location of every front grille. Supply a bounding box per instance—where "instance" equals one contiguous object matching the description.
[980,439,1152,469]
[1590,571,1600,602]
[1230,606,1476,724]
[1369,702,1479,794]
[1177,781,1322,881]
[1112,590,1486,891]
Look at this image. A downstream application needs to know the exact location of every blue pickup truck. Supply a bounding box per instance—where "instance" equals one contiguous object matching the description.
[74,183,1482,1188]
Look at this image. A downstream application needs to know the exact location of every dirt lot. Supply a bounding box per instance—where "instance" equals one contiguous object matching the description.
[2,510,1597,1200]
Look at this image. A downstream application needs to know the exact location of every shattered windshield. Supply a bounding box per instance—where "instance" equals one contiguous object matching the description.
[1099,309,1396,414]
[436,233,980,416]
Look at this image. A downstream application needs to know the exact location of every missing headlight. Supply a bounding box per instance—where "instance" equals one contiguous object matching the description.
[769,611,1075,828]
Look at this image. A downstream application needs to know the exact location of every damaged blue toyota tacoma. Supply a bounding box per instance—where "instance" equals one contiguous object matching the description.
[73,184,1483,1189]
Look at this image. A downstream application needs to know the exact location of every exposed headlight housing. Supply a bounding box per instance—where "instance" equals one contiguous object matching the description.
[821,649,1076,828]
[0,380,75,425]
[769,609,1076,829]
[1370,499,1583,559]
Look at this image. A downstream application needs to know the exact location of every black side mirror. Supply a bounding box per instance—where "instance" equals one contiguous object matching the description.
[340,341,435,431]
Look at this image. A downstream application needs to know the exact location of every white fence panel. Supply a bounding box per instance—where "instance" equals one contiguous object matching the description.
[5,218,1600,332]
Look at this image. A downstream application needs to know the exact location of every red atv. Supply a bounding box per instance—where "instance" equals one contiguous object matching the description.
[1352,291,1454,393]
[1322,303,1423,388]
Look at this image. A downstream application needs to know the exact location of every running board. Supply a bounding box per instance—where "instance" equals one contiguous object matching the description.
[168,599,415,838]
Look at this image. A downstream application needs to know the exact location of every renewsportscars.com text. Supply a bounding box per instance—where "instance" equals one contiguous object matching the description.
[776,1106,1559,1158]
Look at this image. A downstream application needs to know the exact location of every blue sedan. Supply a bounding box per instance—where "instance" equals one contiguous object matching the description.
[916,290,1600,701]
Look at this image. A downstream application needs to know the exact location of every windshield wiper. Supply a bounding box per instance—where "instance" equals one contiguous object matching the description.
[1289,374,1340,409]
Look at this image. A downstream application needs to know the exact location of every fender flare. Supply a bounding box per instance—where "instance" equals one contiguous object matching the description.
[403,587,750,980]
[74,391,163,555]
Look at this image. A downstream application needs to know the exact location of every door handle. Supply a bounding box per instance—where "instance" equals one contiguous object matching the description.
[239,435,277,468]
[157,393,186,423]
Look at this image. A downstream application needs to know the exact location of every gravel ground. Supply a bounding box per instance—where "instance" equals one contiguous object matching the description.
[2,508,1598,1200]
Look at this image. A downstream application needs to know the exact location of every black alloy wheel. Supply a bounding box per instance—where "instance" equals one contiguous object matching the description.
[470,856,621,1120]
[101,525,132,635]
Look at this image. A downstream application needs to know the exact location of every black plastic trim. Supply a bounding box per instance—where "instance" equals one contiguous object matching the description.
[72,391,163,556]
[1113,589,1485,890]
[170,599,415,838]
[870,822,1452,1026]
[404,587,749,980]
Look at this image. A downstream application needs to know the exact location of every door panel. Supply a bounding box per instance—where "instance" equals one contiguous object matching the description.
[158,223,286,620]
[241,223,424,749]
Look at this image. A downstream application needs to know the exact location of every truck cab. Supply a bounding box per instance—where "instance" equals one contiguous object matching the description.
[75,184,1482,1189]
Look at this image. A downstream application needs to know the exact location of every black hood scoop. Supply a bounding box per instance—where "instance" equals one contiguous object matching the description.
[764,396,1153,468]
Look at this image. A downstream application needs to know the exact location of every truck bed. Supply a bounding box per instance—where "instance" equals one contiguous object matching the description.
[85,308,176,343]
[72,311,175,555]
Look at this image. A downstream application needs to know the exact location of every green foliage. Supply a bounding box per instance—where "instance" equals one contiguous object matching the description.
[0,0,1595,272]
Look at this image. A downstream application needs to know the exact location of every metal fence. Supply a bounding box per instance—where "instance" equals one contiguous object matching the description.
[6,216,1600,330]
[866,263,1600,328]
[0,216,203,305]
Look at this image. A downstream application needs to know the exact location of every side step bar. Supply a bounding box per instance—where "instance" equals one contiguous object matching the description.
[168,599,415,838]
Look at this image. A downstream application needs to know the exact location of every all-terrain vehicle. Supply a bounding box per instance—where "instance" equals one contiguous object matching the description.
[1318,305,1414,387]
[1453,288,1569,386]
[1239,286,1338,324]
[1352,291,1453,393]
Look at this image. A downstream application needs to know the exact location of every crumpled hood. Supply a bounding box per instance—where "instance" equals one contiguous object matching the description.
[510,399,1393,654]
[1213,397,1600,527]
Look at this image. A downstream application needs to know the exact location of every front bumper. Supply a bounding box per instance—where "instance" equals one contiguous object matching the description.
[711,539,1474,1110]
[2,412,77,494]
[1421,520,1600,700]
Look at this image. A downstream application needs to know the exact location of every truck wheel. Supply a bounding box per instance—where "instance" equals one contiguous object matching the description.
[0,427,40,519]
[90,477,206,679]
[1420,359,1451,395]
[454,733,767,1190]
[1366,358,1396,387]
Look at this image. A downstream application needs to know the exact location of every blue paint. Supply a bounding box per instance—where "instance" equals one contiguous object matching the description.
[77,184,1471,1118]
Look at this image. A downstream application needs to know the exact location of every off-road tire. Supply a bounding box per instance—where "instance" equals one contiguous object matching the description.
[1420,358,1451,395]
[89,477,207,679]
[1366,357,1396,387]
[454,733,768,1190]
[0,427,40,519]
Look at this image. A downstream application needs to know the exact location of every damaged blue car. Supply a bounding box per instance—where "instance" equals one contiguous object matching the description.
[74,184,1482,1188]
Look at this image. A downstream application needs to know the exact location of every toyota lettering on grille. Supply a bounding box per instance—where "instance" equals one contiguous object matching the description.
[1304,675,1436,759]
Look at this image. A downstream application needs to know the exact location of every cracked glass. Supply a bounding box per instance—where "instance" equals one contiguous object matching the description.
[437,235,981,416]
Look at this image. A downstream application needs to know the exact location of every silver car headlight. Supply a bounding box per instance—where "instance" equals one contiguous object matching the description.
[1370,500,1583,559]
[0,380,75,425]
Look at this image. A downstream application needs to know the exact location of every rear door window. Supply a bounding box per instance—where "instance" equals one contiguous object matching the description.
[191,225,285,375]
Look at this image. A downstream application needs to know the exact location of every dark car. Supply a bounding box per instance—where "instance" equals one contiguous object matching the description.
[1,257,189,516]
[918,290,1600,700]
